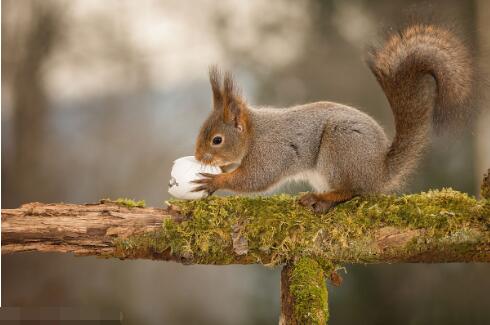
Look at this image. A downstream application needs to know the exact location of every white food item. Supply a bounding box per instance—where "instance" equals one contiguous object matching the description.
[168,156,222,200]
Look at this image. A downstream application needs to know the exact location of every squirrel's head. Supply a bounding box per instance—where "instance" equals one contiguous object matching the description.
[195,67,250,167]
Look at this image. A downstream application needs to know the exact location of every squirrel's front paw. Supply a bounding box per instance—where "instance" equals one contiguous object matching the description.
[299,193,338,213]
[191,173,221,196]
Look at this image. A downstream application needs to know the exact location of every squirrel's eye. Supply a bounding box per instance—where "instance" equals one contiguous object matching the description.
[212,136,223,146]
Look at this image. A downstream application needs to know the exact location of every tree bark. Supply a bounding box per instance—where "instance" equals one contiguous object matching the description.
[280,264,297,325]
[1,200,168,255]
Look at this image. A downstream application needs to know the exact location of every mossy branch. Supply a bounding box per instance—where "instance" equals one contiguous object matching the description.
[2,189,489,264]
[2,188,489,325]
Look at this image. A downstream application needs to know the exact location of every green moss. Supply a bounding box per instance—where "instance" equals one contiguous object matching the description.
[289,257,328,324]
[114,189,489,264]
[114,198,146,208]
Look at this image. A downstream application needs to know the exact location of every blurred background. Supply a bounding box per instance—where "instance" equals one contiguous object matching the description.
[2,0,490,324]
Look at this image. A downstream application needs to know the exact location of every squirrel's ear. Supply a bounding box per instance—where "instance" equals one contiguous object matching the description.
[223,71,246,128]
[209,65,223,110]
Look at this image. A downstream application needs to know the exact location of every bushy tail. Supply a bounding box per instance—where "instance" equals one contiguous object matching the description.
[367,25,475,190]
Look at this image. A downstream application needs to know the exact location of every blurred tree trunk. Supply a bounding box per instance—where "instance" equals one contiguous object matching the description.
[2,1,63,207]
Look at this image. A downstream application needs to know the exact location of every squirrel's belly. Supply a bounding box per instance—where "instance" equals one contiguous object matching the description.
[287,170,330,192]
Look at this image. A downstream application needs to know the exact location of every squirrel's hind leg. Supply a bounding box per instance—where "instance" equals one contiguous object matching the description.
[299,190,354,213]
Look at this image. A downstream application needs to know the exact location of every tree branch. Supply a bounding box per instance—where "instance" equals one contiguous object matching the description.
[2,189,489,264]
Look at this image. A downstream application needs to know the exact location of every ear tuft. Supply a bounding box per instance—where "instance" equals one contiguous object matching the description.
[223,71,244,126]
[209,67,246,128]
[209,65,223,109]
[223,71,237,100]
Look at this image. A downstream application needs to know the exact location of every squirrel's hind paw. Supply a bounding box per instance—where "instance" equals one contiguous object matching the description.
[298,193,338,214]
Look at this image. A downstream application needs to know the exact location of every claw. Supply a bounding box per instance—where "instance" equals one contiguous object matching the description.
[191,185,207,192]
[190,173,219,195]
[191,178,207,185]
[199,172,216,178]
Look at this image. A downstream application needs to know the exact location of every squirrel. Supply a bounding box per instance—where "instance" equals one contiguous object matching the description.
[192,24,475,213]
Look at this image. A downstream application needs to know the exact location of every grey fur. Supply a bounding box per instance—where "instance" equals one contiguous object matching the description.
[243,103,389,194]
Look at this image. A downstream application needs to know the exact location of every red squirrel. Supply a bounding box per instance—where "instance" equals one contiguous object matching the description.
[192,25,475,213]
